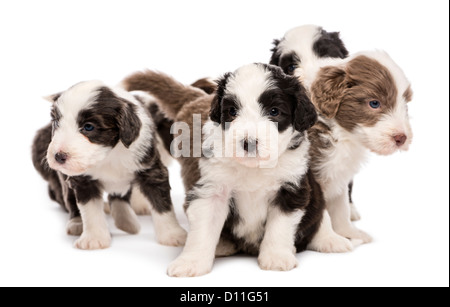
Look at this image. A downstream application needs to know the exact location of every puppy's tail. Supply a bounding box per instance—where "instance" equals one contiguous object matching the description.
[122,70,206,120]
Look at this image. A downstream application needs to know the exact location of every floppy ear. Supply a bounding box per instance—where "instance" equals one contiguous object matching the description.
[209,73,231,123]
[43,92,62,103]
[269,39,282,66]
[313,30,349,59]
[293,81,318,132]
[310,66,347,119]
[119,102,142,148]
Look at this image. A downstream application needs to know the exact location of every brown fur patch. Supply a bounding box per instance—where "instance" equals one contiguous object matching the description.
[308,120,334,172]
[191,78,217,95]
[403,85,413,102]
[311,55,398,131]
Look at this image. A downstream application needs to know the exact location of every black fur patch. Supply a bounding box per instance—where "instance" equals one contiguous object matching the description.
[313,29,349,59]
[210,72,232,124]
[76,87,141,148]
[146,103,173,153]
[108,189,132,203]
[134,159,172,213]
[68,176,103,204]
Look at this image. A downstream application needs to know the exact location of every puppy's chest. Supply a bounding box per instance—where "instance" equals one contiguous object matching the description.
[86,154,138,195]
[228,189,275,251]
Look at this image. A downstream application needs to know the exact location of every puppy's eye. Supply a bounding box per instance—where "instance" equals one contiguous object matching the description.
[229,107,237,117]
[83,123,95,132]
[269,108,280,117]
[369,100,381,109]
[287,64,297,74]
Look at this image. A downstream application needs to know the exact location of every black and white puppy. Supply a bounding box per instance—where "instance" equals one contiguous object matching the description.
[165,63,342,277]
[35,81,186,249]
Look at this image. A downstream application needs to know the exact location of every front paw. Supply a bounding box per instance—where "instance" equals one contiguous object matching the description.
[167,256,213,277]
[337,227,372,244]
[157,226,187,247]
[258,250,298,271]
[66,217,83,236]
[308,233,353,253]
[74,231,111,250]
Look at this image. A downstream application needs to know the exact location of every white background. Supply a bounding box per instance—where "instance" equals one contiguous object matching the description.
[0,0,448,287]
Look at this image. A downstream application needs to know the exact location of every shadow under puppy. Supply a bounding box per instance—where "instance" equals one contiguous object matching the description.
[32,81,186,249]
[124,63,352,277]
[270,25,413,243]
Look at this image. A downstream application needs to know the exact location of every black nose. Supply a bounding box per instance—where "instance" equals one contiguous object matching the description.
[242,138,258,153]
[55,152,68,164]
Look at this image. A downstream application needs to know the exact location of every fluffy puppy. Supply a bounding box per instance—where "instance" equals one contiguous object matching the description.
[32,81,186,249]
[124,63,353,277]
[270,25,413,243]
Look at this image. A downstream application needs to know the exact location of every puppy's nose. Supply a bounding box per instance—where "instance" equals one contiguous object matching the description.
[242,138,258,153]
[393,134,407,146]
[55,152,68,164]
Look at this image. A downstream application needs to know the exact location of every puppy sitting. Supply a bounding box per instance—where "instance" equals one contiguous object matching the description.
[32,81,187,249]
[270,25,413,243]
[124,63,353,277]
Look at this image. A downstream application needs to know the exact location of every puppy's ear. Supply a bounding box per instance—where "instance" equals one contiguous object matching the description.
[269,39,282,66]
[210,73,231,123]
[43,92,62,103]
[310,66,347,119]
[293,81,318,132]
[313,30,349,59]
[119,102,142,148]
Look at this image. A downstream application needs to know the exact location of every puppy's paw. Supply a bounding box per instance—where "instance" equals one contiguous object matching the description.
[167,256,213,277]
[308,233,353,253]
[258,250,298,271]
[66,217,83,236]
[74,232,111,250]
[111,203,141,234]
[350,202,361,221]
[157,226,187,247]
[338,227,372,244]
[215,239,239,257]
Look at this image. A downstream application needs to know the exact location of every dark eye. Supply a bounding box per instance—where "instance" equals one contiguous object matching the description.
[287,64,297,74]
[269,108,280,117]
[83,123,95,132]
[369,100,381,109]
[229,107,237,117]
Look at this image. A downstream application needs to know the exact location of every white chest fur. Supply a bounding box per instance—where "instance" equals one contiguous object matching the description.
[315,123,368,200]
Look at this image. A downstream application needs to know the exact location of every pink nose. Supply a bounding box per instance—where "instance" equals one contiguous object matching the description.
[393,134,407,146]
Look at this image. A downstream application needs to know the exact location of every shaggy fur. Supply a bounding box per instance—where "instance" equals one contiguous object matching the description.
[123,63,354,277]
[32,81,187,249]
[270,25,413,243]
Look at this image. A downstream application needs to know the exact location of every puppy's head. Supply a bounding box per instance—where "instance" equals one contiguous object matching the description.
[270,25,348,76]
[45,81,141,176]
[208,63,316,168]
[310,51,413,155]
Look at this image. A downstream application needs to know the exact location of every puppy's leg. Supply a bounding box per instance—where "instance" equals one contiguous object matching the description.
[348,181,361,221]
[327,190,372,244]
[135,161,186,246]
[69,177,111,250]
[307,210,353,253]
[109,191,141,235]
[130,186,151,216]
[168,188,230,277]
[59,173,82,236]
[258,207,302,271]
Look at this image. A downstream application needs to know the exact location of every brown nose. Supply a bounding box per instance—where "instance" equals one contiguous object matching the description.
[55,152,68,164]
[393,134,407,146]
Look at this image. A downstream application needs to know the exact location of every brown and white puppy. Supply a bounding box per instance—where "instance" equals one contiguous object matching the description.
[124,63,353,277]
[270,25,413,243]
[32,81,187,249]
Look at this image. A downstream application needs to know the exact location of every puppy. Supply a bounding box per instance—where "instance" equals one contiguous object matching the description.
[124,63,353,277]
[270,25,413,243]
[32,81,187,249]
